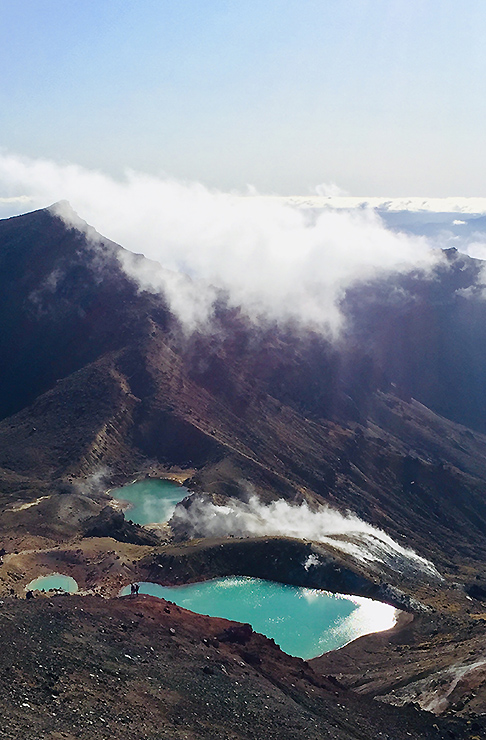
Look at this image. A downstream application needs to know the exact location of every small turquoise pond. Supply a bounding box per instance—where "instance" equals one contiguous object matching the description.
[110,479,190,525]
[121,577,396,659]
[26,574,78,593]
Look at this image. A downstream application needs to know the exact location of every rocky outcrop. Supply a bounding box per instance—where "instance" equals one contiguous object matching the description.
[83,506,160,546]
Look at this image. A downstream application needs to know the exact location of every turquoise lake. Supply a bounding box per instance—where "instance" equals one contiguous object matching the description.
[121,576,396,659]
[111,478,190,525]
[26,574,78,593]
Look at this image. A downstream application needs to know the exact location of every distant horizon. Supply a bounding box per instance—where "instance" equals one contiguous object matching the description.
[3,184,486,221]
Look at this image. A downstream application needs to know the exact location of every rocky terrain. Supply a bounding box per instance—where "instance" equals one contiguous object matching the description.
[0,593,482,740]
[2,204,486,737]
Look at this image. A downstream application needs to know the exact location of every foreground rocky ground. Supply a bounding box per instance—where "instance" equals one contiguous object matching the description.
[0,593,483,740]
[2,527,486,737]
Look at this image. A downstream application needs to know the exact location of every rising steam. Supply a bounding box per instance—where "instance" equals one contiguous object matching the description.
[71,467,111,497]
[0,153,441,334]
[171,494,442,579]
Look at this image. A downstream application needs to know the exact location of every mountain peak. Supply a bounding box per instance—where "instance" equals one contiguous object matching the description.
[48,199,86,229]
[46,200,113,249]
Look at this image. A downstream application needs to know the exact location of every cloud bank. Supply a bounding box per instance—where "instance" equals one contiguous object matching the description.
[273,195,486,214]
[171,494,442,580]
[0,153,441,333]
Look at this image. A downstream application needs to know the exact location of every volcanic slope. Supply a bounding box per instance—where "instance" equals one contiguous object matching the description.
[4,205,486,734]
[2,205,486,572]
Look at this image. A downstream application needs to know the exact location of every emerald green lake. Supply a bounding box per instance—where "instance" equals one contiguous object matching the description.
[121,577,396,658]
[26,574,78,593]
[111,479,189,525]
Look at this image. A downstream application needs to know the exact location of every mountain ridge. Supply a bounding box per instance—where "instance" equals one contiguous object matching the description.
[2,205,486,566]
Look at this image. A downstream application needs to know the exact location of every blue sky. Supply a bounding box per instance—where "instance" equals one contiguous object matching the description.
[1,0,486,195]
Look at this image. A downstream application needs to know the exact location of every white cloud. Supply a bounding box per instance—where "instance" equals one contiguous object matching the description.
[314,182,348,197]
[464,240,486,261]
[0,153,441,334]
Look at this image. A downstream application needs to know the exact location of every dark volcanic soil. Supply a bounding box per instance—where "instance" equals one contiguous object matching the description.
[0,593,479,740]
